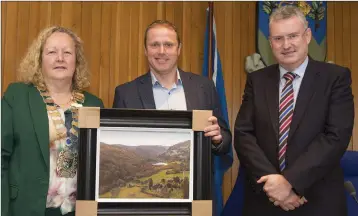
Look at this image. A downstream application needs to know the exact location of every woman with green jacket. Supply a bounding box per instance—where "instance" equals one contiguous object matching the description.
[2,26,104,216]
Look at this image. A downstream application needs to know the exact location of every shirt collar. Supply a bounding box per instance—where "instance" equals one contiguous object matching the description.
[279,56,309,79]
[151,69,182,87]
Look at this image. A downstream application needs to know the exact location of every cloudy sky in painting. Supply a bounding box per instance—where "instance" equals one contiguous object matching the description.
[98,127,192,147]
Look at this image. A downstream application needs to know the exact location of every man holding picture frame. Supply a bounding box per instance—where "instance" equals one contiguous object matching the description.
[112,20,232,156]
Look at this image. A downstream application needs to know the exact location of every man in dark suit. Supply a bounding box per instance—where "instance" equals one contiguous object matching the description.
[235,5,354,216]
[113,20,231,155]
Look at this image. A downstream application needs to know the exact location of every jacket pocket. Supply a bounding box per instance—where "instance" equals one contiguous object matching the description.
[9,184,18,199]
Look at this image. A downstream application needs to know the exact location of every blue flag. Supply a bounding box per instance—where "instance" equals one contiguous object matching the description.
[202,9,234,216]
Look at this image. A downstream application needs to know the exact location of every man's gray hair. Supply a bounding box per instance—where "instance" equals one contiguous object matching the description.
[269,5,308,29]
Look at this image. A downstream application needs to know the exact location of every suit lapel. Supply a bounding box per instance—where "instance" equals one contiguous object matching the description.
[180,70,200,110]
[28,85,49,168]
[138,72,156,109]
[266,66,280,137]
[288,59,320,142]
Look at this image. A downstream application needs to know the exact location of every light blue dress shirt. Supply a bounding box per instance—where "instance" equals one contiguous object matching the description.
[279,56,309,109]
[151,70,187,110]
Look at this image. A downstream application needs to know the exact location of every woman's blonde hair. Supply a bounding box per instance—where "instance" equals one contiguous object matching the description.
[17,26,90,91]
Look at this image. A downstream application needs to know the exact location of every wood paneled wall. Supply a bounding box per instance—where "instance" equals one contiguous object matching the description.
[1,1,358,204]
[326,2,358,151]
[1,1,208,107]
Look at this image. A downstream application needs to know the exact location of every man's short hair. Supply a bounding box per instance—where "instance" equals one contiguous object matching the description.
[144,20,181,48]
[269,5,308,30]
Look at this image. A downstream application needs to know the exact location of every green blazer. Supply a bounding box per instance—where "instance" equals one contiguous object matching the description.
[1,83,104,216]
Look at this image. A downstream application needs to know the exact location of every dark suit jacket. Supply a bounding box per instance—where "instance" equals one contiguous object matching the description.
[112,70,232,155]
[234,59,354,216]
[1,83,104,216]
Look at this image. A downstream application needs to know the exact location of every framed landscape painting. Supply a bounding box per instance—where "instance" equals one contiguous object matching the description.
[96,127,194,202]
[77,109,212,215]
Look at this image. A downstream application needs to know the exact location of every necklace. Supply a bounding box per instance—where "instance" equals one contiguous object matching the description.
[37,86,84,178]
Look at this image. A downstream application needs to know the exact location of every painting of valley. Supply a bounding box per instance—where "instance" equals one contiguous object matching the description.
[96,128,193,201]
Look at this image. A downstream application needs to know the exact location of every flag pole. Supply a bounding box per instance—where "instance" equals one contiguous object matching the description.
[208,1,214,80]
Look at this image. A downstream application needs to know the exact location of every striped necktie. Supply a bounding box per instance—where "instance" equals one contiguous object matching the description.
[278,72,296,172]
